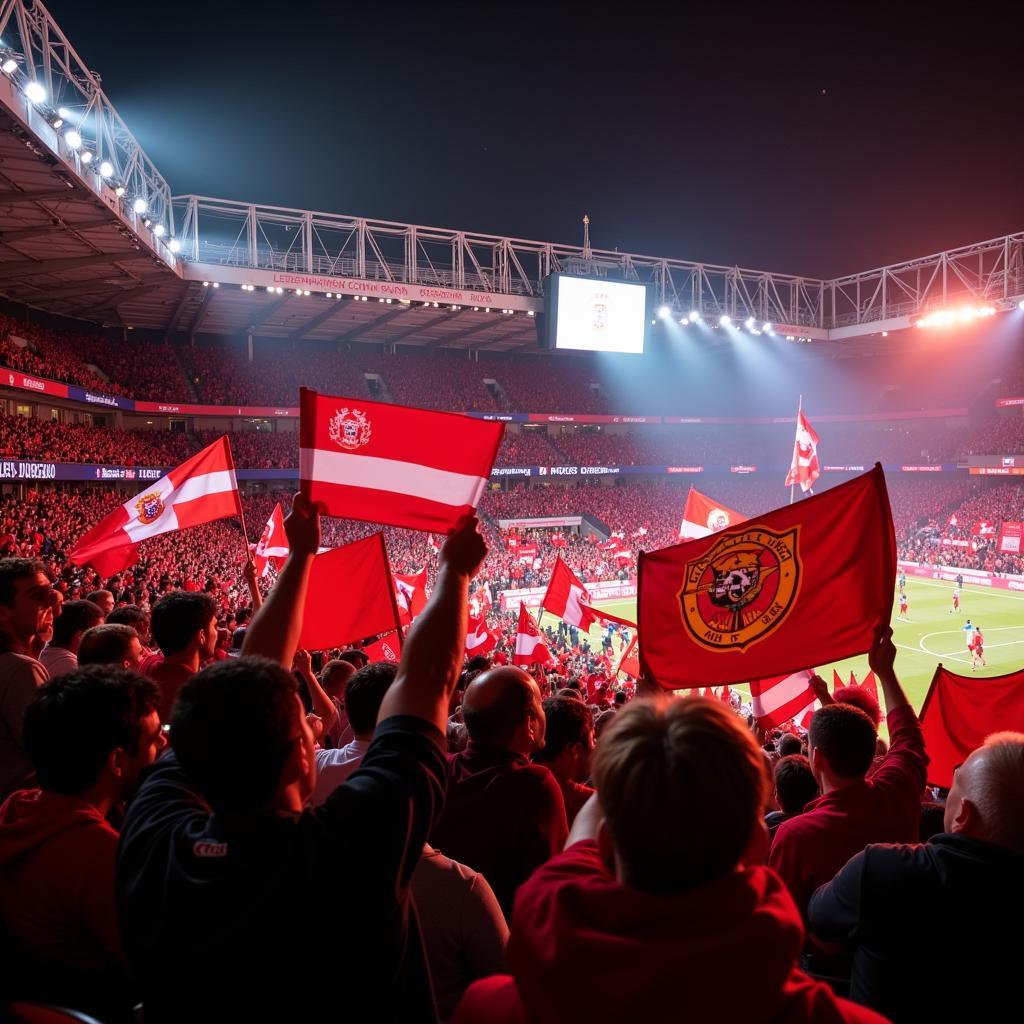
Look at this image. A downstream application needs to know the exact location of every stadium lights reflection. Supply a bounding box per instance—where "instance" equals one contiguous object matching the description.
[153,223,165,237]
[915,305,996,328]
[657,305,671,320]
[1019,300,1024,311]
[98,159,114,177]
[744,316,755,329]
[114,185,125,197]
[1,58,17,76]
[23,80,45,103]
[80,150,93,164]
[168,239,181,253]
[64,128,81,149]
[719,314,731,326]
[132,197,147,214]
[688,311,699,322]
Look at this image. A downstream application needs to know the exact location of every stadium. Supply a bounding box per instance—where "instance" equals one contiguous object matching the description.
[0,2,1023,1021]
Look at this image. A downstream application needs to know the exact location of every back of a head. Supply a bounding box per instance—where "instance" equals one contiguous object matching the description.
[345,662,399,736]
[774,754,818,816]
[555,687,583,702]
[229,627,247,651]
[50,599,104,646]
[463,667,534,747]
[593,697,767,892]
[338,649,368,670]
[151,590,217,656]
[171,656,298,813]
[23,666,159,795]
[78,624,140,667]
[808,703,877,779]
[465,654,491,675]
[777,732,803,758]
[107,604,150,635]
[962,732,1024,853]
[85,589,113,607]
[832,685,881,729]
[319,658,356,697]
[535,696,591,764]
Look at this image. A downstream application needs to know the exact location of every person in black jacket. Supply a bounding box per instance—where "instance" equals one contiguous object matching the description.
[808,731,1024,1024]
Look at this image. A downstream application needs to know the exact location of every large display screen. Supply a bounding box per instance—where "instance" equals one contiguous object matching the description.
[547,275,649,354]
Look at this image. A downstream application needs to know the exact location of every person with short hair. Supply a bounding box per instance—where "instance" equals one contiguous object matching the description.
[0,666,164,1017]
[533,696,595,827]
[85,589,114,618]
[310,661,397,805]
[38,599,104,679]
[319,657,356,745]
[769,629,927,917]
[766,755,819,837]
[117,499,488,1022]
[141,590,219,722]
[832,685,881,730]
[78,624,144,670]
[809,732,1024,1023]
[0,558,62,799]
[454,698,884,1024]
[777,732,804,758]
[431,667,568,918]
[106,605,153,656]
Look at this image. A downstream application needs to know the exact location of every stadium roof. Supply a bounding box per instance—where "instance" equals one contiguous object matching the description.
[1,0,1022,350]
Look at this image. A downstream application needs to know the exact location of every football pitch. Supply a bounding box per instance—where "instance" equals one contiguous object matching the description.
[593,576,1024,714]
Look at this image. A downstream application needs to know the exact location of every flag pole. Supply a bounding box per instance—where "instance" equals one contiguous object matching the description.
[224,436,254,564]
[789,394,802,506]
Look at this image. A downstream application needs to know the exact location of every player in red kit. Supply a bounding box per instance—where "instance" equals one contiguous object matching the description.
[897,590,909,621]
[970,628,986,670]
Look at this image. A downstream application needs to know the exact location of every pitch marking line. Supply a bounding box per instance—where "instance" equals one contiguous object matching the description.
[902,578,1024,603]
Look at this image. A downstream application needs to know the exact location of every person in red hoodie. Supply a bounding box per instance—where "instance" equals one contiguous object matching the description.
[0,665,165,1017]
[453,696,885,1024]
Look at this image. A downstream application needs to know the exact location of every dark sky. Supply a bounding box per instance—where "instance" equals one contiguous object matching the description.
[50,1,1024,279]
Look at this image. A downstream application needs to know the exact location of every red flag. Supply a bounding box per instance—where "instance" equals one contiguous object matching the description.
[393,568,427,626]
[466,615,497,656]
[71,436,241,577]
[638,466,895,689]
[800,702,817,730]
[919,664,1024,787]
[513,604,552,666]
[785,409,820,493]
[860,670,879,706]
[849,670,858,688]
[750,670,816,730]
[832,669,844,694]
[253,501,288,578]
[363,633,401,663]
[719,684,733,704]
[298,534,402,651]
[679,487,748,540]
[299,388,503,532]
[542,557,636,632]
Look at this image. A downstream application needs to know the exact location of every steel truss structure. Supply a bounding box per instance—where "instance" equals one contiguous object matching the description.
[0,0,172,232]
[2,0,1022,342]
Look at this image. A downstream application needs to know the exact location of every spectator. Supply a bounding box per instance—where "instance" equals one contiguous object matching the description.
[310,661,397,806]
[809,733,1024,1023]
[765,755,819,838]
[769,629,927,917]
[319,657,357,746]
[107,605,153,657]
[38,599,104,678]
[413,845,509,1022]
[431,667,568,918]
[142,591,219,722]
[454,698,884,1024]
[85,590,114,617]
[0,558,62,799]
[533,696,596,827]
[78,624,144,669]
[116,498,488,1022]
[0,666,164,1017]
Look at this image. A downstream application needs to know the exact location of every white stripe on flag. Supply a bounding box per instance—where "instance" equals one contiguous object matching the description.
[175,469,238,504]
[679,520,712,539]
[301,448,488,508]
[751,671,813,718]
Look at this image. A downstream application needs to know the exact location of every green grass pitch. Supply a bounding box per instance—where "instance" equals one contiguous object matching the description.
[591,576,1024,714]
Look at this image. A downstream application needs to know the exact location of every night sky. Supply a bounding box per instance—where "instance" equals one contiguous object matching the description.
[49,1,1024,279]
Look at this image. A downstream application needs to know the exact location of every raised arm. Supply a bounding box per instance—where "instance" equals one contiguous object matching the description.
[377,515,487,733]
[241,493,320,667]
[869,625,910,714]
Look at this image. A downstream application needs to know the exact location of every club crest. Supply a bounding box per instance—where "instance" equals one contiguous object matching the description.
[134,492,165,525]
[678,526,800,651]
[328,407,372,451]
[706,507,732,531]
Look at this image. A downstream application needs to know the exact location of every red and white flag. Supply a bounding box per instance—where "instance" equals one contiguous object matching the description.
[363,633,401,663]
[299,388,504,533]
[679,487,747,540]
[70,436,241,577]
[542,557,636,631]
[253,502,288,578]
[426,534,441,556]
[749,670,816,730]
[785,409,820,493]
[466,615,498,656]
[299,533,403,651]
[513,604,552,667]
[393,567,427,626]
